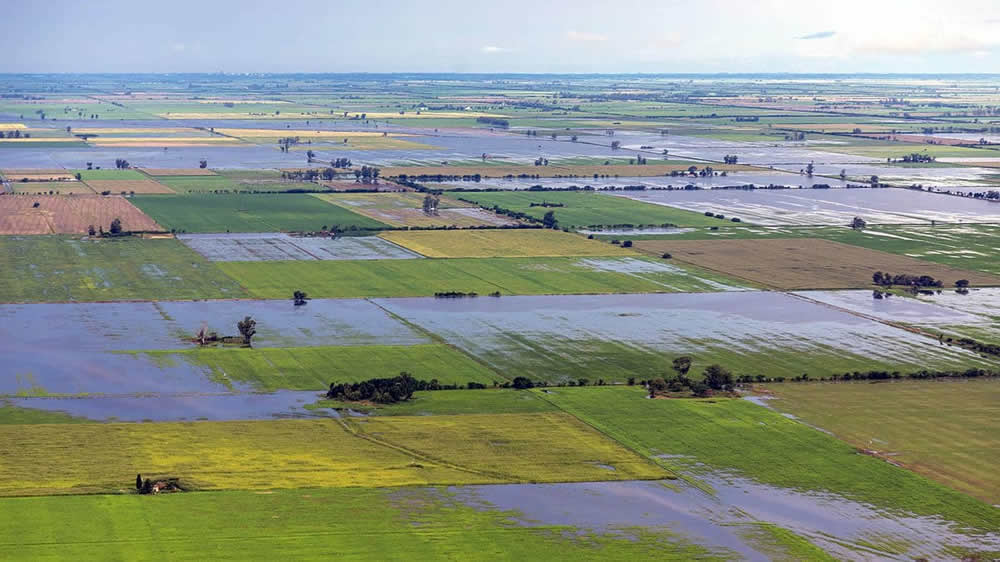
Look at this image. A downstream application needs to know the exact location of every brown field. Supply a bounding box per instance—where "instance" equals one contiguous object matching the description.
[380,162,755,179]
[8,181,95,195]
[2,170,76,182]
[316,192,516,227]
[634,238,1000,289]
[83,179,175,194]
[140,168,218,176]
[0,195,163,234]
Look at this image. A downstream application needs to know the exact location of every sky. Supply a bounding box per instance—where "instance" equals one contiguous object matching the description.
[4,0,1000,74]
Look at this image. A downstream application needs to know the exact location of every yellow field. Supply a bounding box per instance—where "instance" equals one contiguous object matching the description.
[82,179,175,194]
[87,137,242,145]
[0,123,26,130]
[157,112,329,120]
[215,128,413,138]
[73,127,195,134]
[8,181,95,195]
[195,99,291,104]
[380,229,634,258]
[0,137,79,143]
[0,413,665,496]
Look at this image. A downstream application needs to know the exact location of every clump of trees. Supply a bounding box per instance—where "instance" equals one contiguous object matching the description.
[647,359,734,398]
[422,194,440,216]
[850,216,867,230]
[293,291,308,306]
[872,271,943,289]
[326,372,423,404]
[114,158,130,169]
[237,316,256,347]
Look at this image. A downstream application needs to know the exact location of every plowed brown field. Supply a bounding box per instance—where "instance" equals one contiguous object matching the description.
[0,195,163,234]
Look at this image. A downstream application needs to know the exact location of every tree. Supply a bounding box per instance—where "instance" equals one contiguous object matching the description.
[199,160,208,169]
[542,210,558,229]
[703,364,734,391]
[647,377,668,398]
[88,225,96,236]
[136,473,142,490]
[237,316,257,347]
[511,376,534,389]
[956,279,970,288]
[109,217,122,235]
[306,150,316,162]
[293,290,308,306]
[850,216,867,230]
[671,356,692,376]
[805,162,814,177]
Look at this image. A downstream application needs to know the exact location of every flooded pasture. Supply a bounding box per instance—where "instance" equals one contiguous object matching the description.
[440,476,1000,561]
[6,390,332,422]
[614,187,1000,225]
[375,292,989,380]
[177,232,423,261]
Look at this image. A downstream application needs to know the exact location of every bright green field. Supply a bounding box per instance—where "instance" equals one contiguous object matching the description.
[601,224,1000,275]
[310,388,558,416]
[761,379,1000,504]
[130,194,388,233]
[0,403,87,424]
[0,488,725,561]
[72,169,147,180]
[217,256,748,299]
[156,175,318,193]
[137,344,502,391]
[544,387,1000,535]
[0,236,247,303]
[456,191,723,228]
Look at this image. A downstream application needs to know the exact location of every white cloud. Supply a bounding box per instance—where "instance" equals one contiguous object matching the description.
[854,33,996,56]
[566,30,608,42]
[169,42,186,52]
[481,45,512,54]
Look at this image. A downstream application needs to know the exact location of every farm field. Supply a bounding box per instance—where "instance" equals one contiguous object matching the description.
[0,195,161,234]
[0,236,247,303]
[375,292,996,383]
[5,180,95,194]
[0,488,729,561]
[379,229,631,258]
[130,194,388,233]
[154,174,318,193]
[82,178,175,194]
[635,238,1000,289]
[178,232,422,261]
[614,188,1000,226]
[545,387,1000,559]
[455,191,723,228]
[758,379,1000,504]
[379,162,753,179]
[316,192,515,227]
[218,256,749,299]
[0,412,666,496]
[146,344,501,391]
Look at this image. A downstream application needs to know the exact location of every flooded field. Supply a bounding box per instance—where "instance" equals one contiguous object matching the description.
[615,187,1000,225]
[177,232,422,261]
[448,477,1000,560]
[376,292,992,381]
[6,390,332,422]
[439,171,850,190]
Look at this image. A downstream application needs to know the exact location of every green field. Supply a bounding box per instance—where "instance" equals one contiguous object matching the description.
[0,488,726,560]
[139,344,502,391]
[217,256,748,299]
[130,194,388,233]
[155,174,319,193]
[379,228,633,258]
[455,191,723,228]
[311,388,559,416]
[601,224,1000,275]
[760,379,1000,504]
[544,387,1000,535]
[0,412,666,496]
[0,236,247,303]
[73,169,148,180]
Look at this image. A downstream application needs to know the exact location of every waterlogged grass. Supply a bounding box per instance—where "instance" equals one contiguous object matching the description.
[544,387,1000,533]
[137,344,501,391]
[0,402,89,424]
[131,194,388,233]
[0,488,722,560]
[379,229,632,258]
[456,191,722,228]
[218,256,746,299]
[0,412,665,496]
[0,236,247,303]
[761,379,1000,504]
